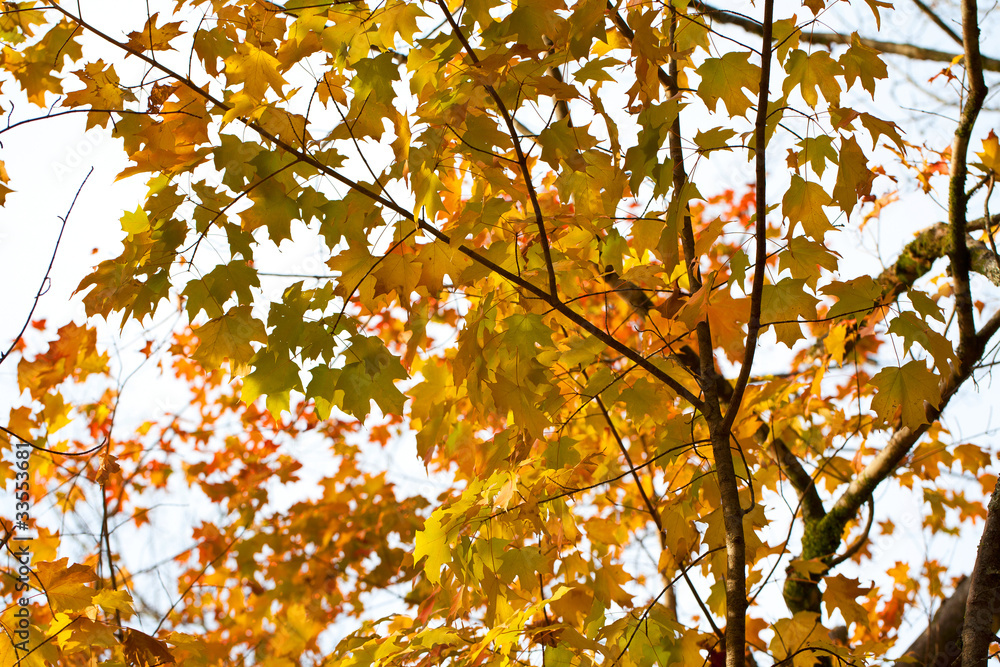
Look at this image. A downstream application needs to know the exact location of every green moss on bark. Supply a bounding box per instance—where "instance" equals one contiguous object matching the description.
[782,506,854,614]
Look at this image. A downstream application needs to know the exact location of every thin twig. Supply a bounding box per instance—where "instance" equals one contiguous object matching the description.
[0,168,91,367]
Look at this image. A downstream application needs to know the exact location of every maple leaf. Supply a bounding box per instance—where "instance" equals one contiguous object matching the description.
[823,275,884,319]
[183,260,260,320]
[122,629,175,667]
[784,49,843,107]
[840,34,887,97]
[822,574,872,629]
[64,60,137,128]
[0,159,12,206]
[126,12,184,52]
[783,175,834,239]
[869,360,941,429]
[192,305,267,375]
[305,335,407,419]
[224,43,286,102]
[832,135,876,217]
[8,1,1000,664]
[887,311,957,373]
[761,277,819,347]
[696,52,761,118]
[93,589,135,618]
[976,129,1000,174]
[272,604,320,656]
[0,20,83,104]
[36,559,97,612]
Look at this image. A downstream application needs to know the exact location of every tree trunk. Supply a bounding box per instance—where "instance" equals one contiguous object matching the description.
[895,577,969,667]
[961,476,1000,667]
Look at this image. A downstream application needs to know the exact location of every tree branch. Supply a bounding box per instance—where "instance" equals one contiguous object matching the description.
[719,0,771,437]
[714,2,773,664]
[911,0,963,46]
[947,0,987,353]
[784,304,1000,614]
[895,577,970,667]
[690,0,1000,72]
[0,168,90,367]
[830,304,1000,523]
[773,438,825,524]
[962,475,1000,667]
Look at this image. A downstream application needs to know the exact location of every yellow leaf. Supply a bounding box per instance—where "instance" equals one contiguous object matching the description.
[696,52,761,118]
[192,305,267,374]
[225,43,286,102]
[63,60,136,128]
[870,360,941,429]
[36,558,97,612]
[783,175,833,239]
[120,206,150,236]
[769,612,828,667]
[126,12,184,52]
[413,508,451,584]
[822,574,871,629]
[93,589,134,618]
[784,49,843,107]
[977,129,1000,174]
[273,604,319,656]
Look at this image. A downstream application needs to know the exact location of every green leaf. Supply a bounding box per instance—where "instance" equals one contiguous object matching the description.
[574,57,623,83]
[306,336,407,419]
[795,135,838,178]
[538,118,599,171]
[242,349,304,415]
[502,314,554,359]
[183,261,260,320]
[909,289,945,323]
[783,237,840,289]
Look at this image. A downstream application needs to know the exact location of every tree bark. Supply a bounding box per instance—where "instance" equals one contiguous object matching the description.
[961,476,1000,667]
[895,577,969,667]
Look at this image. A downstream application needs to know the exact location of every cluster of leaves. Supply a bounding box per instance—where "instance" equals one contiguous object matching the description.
[1,0,999,665]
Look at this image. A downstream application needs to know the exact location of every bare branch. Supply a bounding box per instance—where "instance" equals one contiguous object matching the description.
[773,438,825,524]
[911,0,963,46]
[947,0,988,351]
[690,0,1000,72]
[0,168,91,367]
